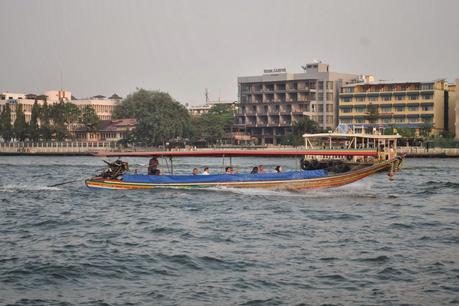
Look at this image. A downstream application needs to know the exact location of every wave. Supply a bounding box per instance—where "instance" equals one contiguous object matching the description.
[0,184,62,192]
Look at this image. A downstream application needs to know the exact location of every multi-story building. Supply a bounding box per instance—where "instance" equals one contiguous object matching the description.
[0,91,121,123]
[235,63,360,144]
[338,80,451,136]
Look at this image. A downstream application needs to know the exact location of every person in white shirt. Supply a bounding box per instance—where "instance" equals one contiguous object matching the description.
[202,167,210,175]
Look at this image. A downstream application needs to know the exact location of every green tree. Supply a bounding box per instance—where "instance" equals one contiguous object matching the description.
[0,104,13,142]
[79,105,100,131]
[190,104,235,145]
[367,103,380,124]
[279,117,321,146]
[51,102,81,141]
[40,100,52,140]
[28,100,40,141]
[113,89,191,145]
[13,104,28,141]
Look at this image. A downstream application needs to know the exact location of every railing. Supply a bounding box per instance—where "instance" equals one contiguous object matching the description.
[397,147,459,157]
[0,141,117,154]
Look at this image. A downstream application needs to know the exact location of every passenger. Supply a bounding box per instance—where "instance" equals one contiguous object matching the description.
[192,168,199,175]
[258,165,265,173]
[148,157,159,175]
[202,167,210,175]
[225,166,234,174]
[275,166,282,173]
[152,169,161,175]
[250,167,259,174]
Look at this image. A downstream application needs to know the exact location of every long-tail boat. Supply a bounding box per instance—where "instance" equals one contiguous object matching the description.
[85,132,404,190]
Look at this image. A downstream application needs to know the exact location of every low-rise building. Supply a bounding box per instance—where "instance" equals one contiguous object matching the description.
[235,63,360,144]
[188,100,236,116]
[74,118,137,142]
[0,90,121,123]
[338,80,451,136]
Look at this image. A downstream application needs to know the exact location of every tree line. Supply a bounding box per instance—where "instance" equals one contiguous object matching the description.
[0,100,99,142]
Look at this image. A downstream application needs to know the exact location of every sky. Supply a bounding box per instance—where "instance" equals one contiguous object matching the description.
[1,0,458,105]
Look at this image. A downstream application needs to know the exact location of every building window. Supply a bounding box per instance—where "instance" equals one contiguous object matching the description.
[408,117,418,123]
[383,96,391,101]
[318,81,324,90]
[382,118,392,123]
[326,104,333,112]
[421,83,434,90]
[340,119,352,124]
[355,118,365,123]
[327,81,333,90]
[394,117,405,123]
[422,94,433,99]
[318,93,324,100]
[356,96,365,102]
[395,106,405,112]
[326,93,333,100]
[421,105,433,111]
[342,108,352,113]
[408,106,419,111]
[396,95,405,100]
[381,107,392,112]
[342,97,352,102]
[369,96,378,101]
[409,95,418,100]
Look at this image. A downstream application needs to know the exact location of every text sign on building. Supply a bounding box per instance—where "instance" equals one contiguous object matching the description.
[263,68,287,74]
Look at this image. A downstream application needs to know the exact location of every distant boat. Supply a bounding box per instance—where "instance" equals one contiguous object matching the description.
[85,132,404,190]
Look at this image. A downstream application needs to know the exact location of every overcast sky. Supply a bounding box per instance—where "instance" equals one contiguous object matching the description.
[1,0,458,104]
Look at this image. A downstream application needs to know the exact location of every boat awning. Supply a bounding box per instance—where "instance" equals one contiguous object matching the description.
[95,148,378,158]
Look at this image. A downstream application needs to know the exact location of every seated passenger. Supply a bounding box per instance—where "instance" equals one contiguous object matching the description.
[225,166,234,174]
[192,168,199,175]
[258,165,265,173]
[250,167,259,174]
[275,166,282,173]
[202,167,210,175]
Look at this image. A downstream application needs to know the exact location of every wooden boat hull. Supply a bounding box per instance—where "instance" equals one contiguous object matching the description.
[85,158,401,190]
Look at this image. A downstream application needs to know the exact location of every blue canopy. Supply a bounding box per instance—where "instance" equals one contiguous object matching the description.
[123,170,326,184]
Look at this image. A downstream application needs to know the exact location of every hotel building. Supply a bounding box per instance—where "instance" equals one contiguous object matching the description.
[235,63,360,144]
[338,80,453,136]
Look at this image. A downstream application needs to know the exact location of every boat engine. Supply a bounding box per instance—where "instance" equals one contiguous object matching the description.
[98,159,129,179]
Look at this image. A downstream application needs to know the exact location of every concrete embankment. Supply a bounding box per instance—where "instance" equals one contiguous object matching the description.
[397,147,459,158]
[0,142,458,157]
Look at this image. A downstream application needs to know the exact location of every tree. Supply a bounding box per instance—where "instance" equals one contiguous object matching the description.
[367,103,380,124]
[190,104,234,145]
[28,100,40,141]
[13,104,28,141]
[40,100,52,140]
[0,104,13,142]
[80,105,100,131]
[51,102,81,140]
[113,89,191,145]
[280,117,321,146]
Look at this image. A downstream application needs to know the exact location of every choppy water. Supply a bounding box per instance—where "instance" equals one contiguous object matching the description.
[0,156,458,306]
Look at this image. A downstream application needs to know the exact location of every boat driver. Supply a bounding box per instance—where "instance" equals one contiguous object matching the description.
[148,157,159,175]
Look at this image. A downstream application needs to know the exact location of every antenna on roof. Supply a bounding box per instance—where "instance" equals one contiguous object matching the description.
[205,88,209,105]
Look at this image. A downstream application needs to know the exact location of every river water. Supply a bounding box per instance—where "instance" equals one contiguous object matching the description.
[0,156,458,305]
